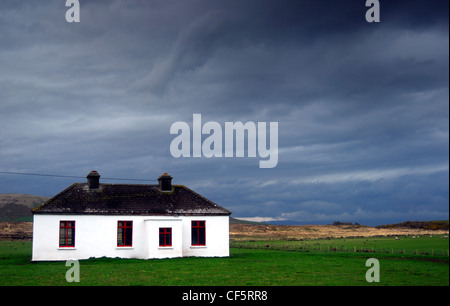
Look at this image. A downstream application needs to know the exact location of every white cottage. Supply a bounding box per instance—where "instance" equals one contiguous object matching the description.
[32,171,231,261]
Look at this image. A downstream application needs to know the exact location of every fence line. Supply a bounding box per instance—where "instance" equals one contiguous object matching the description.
[230,242,450,256]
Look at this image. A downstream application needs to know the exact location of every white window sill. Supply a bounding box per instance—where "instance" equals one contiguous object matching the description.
[116,247,134,250]
[158,247,174,250]
[190,246,207,249]
[58,247,76,250]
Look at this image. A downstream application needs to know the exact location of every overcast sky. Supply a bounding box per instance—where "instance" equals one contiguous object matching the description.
[1,0,448,226]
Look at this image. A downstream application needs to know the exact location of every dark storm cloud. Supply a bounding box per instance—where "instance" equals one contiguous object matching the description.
[0,0,448,225]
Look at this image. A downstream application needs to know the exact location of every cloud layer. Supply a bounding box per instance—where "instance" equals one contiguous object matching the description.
[1,0,448,225]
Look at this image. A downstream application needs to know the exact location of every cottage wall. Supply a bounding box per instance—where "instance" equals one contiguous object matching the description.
[182,216,230,257]
[144,217,183,259]
[32,214,229,261]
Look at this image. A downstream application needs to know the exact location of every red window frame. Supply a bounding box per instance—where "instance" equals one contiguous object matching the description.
[159,227,172,247]
[59,221,75,247]
[191,220,206,246]
[117,221,133,247]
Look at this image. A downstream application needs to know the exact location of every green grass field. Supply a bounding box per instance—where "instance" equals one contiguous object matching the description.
[232,235,450,256]
[0,237,448,286]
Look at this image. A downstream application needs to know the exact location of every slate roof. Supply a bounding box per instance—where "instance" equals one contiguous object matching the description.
[32,183,231,216]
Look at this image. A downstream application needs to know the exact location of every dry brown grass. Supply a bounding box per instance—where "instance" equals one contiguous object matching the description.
[230,223,449,241]
[0,222,33,240]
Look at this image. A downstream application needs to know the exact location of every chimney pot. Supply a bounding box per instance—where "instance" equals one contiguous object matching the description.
[87,170,100,189]
[158,173,173,191]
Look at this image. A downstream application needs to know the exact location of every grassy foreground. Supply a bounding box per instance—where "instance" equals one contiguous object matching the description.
[232,235,450,256]
[0,240,448,286]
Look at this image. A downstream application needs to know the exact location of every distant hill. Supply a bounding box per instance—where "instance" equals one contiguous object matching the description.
[376,220,449,231]
[0,194,50,222]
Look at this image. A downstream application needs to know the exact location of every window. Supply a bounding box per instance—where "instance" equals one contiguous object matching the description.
[59,221,75,247]
[159,228,172,247]
[117,221,133,247]
[191,221,205,246]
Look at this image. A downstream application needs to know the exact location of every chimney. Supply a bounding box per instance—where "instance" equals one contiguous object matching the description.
[87,170,100,189]
[158,173,173,191]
